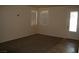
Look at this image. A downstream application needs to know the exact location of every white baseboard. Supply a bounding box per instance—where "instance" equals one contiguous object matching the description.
[0,33,35,43]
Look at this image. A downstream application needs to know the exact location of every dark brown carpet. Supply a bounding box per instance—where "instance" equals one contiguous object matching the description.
[0,34,78,53]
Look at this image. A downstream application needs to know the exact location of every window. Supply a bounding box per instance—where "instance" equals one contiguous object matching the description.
[39,10,48,25]
[69,11,78,32]
[31,10,38,26]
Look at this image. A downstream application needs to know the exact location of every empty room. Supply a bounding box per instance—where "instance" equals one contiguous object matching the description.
[0,5,79,53]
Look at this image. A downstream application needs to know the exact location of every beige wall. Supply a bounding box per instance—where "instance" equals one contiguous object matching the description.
[0,6,34,43]
[0,6,79,43]
[38,6,79,40]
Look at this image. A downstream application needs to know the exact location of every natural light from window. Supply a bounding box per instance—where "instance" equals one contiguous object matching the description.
[69,11,78,32]
[31,10,38,26]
